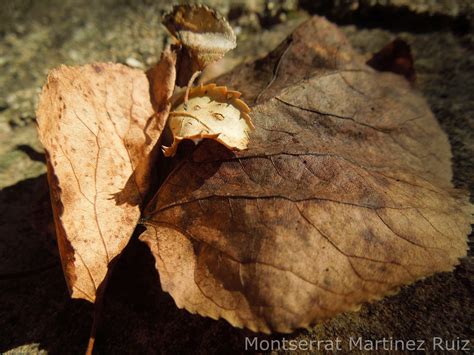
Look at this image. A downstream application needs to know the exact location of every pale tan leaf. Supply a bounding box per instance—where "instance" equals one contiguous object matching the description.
[140,17,473,333]
[36,57,175,302]
[162,84,254,157]
[163,4,236,70]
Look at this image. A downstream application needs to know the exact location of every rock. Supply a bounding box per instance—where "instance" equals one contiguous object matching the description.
[125,57,144,69]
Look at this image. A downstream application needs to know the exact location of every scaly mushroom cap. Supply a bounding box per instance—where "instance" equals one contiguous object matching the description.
[163,84,254,157]
[163,4,237,69]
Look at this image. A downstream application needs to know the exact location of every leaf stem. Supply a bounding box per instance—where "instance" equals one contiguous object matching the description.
[184,70,202,110]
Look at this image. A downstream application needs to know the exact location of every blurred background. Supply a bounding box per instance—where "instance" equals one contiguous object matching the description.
[0,1,473,354]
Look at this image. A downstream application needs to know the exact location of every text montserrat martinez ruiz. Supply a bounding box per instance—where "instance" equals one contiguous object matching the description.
[245,336,471,352]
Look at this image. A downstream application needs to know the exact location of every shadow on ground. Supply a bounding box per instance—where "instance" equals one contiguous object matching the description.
[0,167,472,354]
[0,172,275,354]
[0,174,92,354]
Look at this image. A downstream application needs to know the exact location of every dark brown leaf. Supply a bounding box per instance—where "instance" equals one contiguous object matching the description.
[140,17,472,333]
[367,38,416,83]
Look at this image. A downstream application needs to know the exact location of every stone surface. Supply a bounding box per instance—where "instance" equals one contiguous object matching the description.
[0,0,472,354]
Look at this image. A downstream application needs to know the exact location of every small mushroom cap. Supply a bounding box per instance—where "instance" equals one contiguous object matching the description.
[163,84,254,157]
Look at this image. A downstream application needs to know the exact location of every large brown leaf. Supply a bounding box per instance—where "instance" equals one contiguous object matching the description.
[36,55,175,301]
[140,17,473,333]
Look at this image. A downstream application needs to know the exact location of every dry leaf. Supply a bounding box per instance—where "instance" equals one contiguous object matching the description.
[163,84,254,157]
[148,46,178,111]
[367,38,416,83]
[163,4,237,70]
[140,17,473,333]
[36,58,175,301]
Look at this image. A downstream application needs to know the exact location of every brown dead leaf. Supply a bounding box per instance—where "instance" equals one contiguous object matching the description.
[140,17,473,333]
[367,38,416,83]
[163,84,254,157]
[163,4,236,71]
[36,57,175,302]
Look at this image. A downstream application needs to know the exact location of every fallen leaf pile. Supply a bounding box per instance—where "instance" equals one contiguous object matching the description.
[36,4,472,336]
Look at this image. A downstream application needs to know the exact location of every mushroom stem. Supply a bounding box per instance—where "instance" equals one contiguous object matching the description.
[184,70,202,110]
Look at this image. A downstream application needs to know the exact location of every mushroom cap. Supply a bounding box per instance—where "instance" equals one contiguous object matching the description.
[163,84,253,157]
[163,4,237,69]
